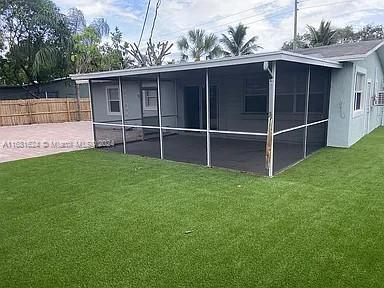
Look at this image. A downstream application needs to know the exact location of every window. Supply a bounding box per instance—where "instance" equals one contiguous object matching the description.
[244,78,268,113]
[142,89,158,111]
[354,72,365,114]
[106,86,120,114]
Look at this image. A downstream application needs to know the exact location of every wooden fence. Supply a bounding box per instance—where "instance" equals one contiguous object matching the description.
[0,98,91,126]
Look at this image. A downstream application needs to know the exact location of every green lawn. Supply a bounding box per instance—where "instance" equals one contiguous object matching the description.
[1,128,384,287]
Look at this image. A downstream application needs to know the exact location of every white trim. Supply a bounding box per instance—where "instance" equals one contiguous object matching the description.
[105,85,121,116]
[141,89,158,111]
[210,130,267,136]
[157,74,164,159]
[267,61,277,177]
[118,77,126,154]
[303,66,311,157]
[352,66,367,118]
[93,122,267,136]
[206,68,211,167]
[365,40,384,58]
[70,51,341,81]
[273,119,328,136]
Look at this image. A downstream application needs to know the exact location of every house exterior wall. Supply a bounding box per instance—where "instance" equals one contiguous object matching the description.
[349,52,384,145]
[327,51,384,148]
[327,62,354,147]
[91,79,175,125]
[0,79,89,100]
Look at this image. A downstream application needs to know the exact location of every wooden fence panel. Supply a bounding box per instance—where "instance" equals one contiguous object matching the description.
[0,98,91,126]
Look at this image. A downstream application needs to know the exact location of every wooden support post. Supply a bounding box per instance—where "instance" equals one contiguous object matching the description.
[76,83,81,121]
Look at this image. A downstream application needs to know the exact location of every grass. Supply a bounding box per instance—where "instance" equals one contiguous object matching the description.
[1,128,384,287]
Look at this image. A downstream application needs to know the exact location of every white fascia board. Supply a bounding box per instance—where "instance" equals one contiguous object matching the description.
[365,41,384,57]
[70,51,341,81]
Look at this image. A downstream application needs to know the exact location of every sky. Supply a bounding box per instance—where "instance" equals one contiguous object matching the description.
[54,0,384,54]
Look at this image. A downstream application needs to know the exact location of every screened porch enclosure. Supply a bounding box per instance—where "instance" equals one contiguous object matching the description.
[90,60,331,176]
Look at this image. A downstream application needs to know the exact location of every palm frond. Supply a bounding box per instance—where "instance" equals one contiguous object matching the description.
[33,47,59,76]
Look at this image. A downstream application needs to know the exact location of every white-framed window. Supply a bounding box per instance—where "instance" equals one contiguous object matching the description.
[106,86,120,115]
[353,72,366,116]
[142,89,158,111]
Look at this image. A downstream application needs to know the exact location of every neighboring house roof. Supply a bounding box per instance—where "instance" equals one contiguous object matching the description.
[0,77,71,88]
[70,51,342,81]
[295,39,384,61]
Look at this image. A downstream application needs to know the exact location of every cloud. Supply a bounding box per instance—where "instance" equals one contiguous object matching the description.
[55,0,140,22]
[54,0,384,53]
[148,0,384,51]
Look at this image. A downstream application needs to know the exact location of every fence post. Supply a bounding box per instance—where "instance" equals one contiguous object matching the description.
[66,98,71,121]
[27,99,33,124]
[76,83,81,121]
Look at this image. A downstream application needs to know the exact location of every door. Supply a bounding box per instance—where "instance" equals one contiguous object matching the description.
[202,86,219,129]
[184,86,200,129]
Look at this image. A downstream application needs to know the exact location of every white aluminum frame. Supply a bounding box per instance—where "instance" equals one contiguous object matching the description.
[90,62,330,176]
[118,77,126,154]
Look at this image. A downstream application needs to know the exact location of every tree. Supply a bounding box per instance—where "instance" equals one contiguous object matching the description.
[71,26,103,74]
[281,34,309,50]
[334,25,355,43]
[100,27,133,70]
[307,20,337,47]
[67,7,86,34]
[221,23,261,56]
[90,18,110,38]
[354,24,384,41]
[177,29,222,61]
[127,40,173,67]
[0,0,72,95]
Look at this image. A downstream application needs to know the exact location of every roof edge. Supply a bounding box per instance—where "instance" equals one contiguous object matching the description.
[70,51,341,81]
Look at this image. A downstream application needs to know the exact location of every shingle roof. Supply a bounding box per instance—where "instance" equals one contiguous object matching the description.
[295,40,384,60]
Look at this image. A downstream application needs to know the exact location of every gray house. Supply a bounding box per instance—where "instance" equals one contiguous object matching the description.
[71,40,384,176]
[0,78,89,100]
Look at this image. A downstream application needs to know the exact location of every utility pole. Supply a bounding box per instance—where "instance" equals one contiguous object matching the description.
[293,0,298,50]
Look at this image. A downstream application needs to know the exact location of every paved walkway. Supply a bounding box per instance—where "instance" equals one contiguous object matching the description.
[0,121,93,163]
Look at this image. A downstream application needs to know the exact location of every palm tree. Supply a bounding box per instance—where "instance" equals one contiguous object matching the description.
[67,7,86,34]
[90,18,110,38]
[177,29,222,61]
[221,23,262,56]
[307,20,337,47]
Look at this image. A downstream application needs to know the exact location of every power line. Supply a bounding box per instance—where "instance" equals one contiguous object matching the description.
[158,0,280,31]
[138,0,151,47]
[149,0,161,42]
[142,0,282,42]
[299,0,353,11]
[146,1,376,47]
[152,8,294,45]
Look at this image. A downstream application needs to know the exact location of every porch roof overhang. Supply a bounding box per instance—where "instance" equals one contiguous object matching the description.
[70,51,342,81]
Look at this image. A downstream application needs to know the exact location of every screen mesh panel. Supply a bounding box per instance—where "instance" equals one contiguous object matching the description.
[211,133,267,175]
[306,122,328,156]
[273,128,305,174]
[125,127,160,158]
[93,124,124,153]
[209,63,269,133]
[308,67,331,123]
[162,129,207,166]
[275,62,308,132]
[160,70,205,130]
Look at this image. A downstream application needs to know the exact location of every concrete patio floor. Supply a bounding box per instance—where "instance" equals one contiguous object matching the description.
[0,121,93,163]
